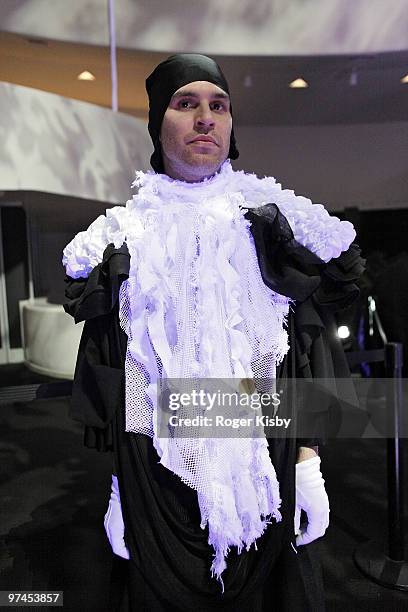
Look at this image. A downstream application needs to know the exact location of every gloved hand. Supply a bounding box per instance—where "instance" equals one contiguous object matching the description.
[294,456,330,546]
[104,474,130,559]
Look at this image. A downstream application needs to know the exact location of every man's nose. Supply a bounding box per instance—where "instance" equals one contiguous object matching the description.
[194,104,215,129]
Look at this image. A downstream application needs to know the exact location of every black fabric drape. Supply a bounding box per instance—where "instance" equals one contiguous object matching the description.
[245,203,365,446]
[64,201,365,610]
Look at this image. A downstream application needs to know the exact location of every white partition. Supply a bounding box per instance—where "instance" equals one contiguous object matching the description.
[20,299,84,380]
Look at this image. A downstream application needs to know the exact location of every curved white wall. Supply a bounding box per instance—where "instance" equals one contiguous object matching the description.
[0,82,151,204]
[1,0,408,55]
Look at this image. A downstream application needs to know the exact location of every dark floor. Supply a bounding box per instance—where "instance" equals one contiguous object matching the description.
[0,397,407,612]
[0,363,66,387]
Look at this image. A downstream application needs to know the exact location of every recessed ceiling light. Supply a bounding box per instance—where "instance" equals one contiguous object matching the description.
[77,71,96,81]
[289,78,308,89]
[401,74,408,84]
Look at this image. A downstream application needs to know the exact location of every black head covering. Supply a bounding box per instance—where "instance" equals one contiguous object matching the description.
[146,53,239,173]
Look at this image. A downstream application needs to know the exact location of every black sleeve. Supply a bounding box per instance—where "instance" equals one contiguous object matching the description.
[70,314,125,451]
[64,243,130,452]
[245,203,366,449]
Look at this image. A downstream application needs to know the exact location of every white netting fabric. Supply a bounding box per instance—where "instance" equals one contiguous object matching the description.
[118,185,292,590]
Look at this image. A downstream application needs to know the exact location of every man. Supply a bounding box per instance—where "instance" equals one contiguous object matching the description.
[63,54,364,611]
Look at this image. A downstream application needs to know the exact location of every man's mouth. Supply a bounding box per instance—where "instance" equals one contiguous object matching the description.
[189,136,218,145]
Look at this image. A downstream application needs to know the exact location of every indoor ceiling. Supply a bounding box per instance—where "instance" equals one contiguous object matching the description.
[1,31,407,126]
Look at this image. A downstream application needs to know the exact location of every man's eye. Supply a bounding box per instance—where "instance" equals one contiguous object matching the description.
[212,102,227,111]
[179,100,193,109]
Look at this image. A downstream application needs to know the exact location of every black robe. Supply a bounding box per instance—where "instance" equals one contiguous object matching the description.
[64,203,365,611]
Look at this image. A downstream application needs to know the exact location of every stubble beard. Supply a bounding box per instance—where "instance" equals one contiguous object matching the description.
[171,149,226,182]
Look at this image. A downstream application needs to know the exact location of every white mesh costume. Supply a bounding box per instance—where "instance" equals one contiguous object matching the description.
[62,159,356,589]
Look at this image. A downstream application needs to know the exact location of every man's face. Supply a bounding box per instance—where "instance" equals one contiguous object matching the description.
[160,81,232,183]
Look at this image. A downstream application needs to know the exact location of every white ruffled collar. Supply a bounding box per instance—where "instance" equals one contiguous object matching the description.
[133,158,234,192]
[62,161,356,279]
[131,159,281,210]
